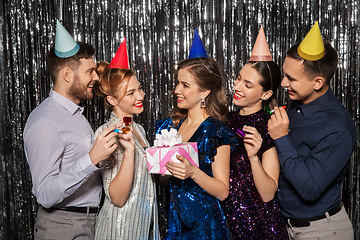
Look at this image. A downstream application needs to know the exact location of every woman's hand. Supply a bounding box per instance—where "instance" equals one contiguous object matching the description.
[243,126,262,161]
[165,154,197,180]
[116,121,135,152]
[108,121,135,207]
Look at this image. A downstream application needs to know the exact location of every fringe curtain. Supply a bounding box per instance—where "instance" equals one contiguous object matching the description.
[0,0,359,239]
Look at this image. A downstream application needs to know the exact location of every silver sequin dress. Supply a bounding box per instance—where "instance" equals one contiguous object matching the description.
[94,112,159,240]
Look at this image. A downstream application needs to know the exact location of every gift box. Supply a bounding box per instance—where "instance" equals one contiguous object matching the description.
[146,142,199,175]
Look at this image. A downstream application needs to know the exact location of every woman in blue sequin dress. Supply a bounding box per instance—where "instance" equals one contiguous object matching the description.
[222,60,288,239]
[156,57,236,240]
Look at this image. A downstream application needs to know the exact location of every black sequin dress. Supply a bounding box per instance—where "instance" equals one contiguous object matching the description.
[223,109,288,240]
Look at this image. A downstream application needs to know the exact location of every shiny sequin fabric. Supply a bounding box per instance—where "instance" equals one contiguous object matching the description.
[223,110,288,239]
[156,116,236,240]
[94,112,160,240]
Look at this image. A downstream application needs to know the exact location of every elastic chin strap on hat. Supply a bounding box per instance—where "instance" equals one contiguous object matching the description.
[50,58,65,79]
[198,57,221,78]
[264,61,273,92]
[107,67,126,108]
[315,58,323,79]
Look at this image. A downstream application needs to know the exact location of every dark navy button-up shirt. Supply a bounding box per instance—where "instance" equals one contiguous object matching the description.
[275,87,358,219]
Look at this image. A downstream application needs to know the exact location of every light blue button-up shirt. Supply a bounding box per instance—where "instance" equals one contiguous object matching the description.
[24,90,101,208]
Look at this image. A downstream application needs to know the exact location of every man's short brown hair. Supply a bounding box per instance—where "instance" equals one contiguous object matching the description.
[286,40,338,84]
[46,42,95,84]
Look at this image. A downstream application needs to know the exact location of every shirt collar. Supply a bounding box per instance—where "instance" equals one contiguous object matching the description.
[295,87,332,118]
[50,90,84,115]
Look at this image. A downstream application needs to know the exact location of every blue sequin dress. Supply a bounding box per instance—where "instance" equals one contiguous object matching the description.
[156,116,235,240]
[222,110,288,239]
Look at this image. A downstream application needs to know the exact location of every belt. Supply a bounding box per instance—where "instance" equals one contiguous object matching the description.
[44,206,98,214]
[287,203,343,228]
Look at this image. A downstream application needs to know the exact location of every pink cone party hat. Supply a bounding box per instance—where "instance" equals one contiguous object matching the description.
[249,26,273,61]
[108,38,130,69]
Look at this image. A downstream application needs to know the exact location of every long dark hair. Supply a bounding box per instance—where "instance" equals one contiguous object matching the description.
[171,57,228,126]
[248,61,281,109]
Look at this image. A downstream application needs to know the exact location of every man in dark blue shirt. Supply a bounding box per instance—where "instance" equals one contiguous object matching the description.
[268,22,357,239]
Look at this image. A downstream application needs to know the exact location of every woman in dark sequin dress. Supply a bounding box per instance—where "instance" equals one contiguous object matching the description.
[157,56,236,240]
[223,27,288,240]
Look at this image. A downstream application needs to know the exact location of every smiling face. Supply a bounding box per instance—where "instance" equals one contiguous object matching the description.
[112,75,144,117]
[281,57,318,104]
[233,63,269,114]
[68,58,99,103]
[174,68,206,110]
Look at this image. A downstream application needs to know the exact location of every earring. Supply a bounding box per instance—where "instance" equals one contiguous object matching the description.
[107,96,117,106]
[200,98,206,108]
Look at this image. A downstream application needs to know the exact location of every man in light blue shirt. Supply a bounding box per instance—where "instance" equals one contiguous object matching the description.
[24,38,119,239]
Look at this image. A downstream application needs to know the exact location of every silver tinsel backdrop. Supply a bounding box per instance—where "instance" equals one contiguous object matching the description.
[0,0,359,239]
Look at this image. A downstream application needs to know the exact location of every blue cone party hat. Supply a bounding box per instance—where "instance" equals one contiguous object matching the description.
[188,28,209,59]
[54,20,80,58]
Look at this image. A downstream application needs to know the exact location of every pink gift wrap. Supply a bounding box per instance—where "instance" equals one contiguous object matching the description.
[146,142,199,175]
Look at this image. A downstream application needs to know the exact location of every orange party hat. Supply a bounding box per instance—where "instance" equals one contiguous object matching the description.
[249,26,273,61]
[108,38,130,69]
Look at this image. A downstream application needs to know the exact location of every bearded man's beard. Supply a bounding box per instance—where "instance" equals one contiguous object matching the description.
[69,75,93,102]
